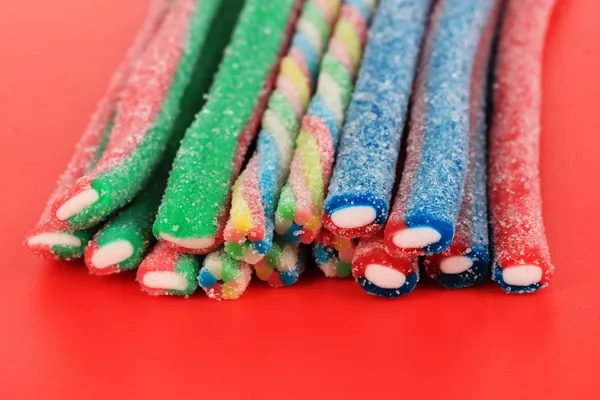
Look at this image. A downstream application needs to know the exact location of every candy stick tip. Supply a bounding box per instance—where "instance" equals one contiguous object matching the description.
[501,265,543,287]
[329,205,376,229]
[364,263,407,289]
[439,255,474,275]
[392,227,441,249]
[55,189,99,221]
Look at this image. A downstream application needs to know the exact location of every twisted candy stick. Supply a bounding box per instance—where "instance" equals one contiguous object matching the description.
[154,0,303,254]
[254,240,308,287]
[199,249,253,300]
[50,0,227,230]
[489,0,556,293]
[274,0,376,246]
[385,0,497,255]
[352,234,419,298]
[137,241,202,296]
[312,229,356,278]
[25,0,172,259]
[322,0,431,239]
[422,0,501,289]
[224,0,343,264]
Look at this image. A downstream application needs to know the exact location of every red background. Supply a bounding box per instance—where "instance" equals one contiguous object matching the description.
[1,1,599,398]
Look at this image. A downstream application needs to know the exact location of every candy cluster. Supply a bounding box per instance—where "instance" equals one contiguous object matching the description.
[27,0,556,299]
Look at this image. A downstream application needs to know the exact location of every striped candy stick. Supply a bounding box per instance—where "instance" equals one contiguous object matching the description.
[322,0,432,239]
[352,233,419,298]
[312,229,356,278]
[489,0,556,293]
[137,241,203,296]
[50,0,230,230]
[24,0,172,260]
[199,249,253,300]
[422,0,501,289]
[153,0,304,255]
[223,0,344,264]
[274,0,377,246]
[254,239,308,287]
[384,0,498,255]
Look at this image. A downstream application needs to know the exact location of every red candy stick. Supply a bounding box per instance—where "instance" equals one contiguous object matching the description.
[489,0,556,293]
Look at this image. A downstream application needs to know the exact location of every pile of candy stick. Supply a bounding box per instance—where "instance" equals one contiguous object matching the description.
[27,0,557,299]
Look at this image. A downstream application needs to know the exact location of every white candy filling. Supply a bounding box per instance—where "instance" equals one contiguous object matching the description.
[392,227,441,249]
[502,265,543,286]
[440,256,474,274]
[90,240,134,269]
[55,189,99,221]
[203,254,222,280]
[160,234,215,250]
[242,251,264,265]
[143,272,188,291]
[364,264,406,289]
[27,232,81,248]
[330,206,377,229]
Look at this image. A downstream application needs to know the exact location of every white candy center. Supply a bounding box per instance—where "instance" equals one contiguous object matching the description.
[502,265,543,286]
[143,272,188,291]
[160,234,215,250]
[90,240,134,269]
[440,256,473,274]
[392,227,441,249]
[330,206,377,229]
[27,232,81,247]
[364,264,406,289]
[55,189,99,221]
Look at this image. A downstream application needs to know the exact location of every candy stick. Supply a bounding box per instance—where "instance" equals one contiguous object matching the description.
[322,0,432,239]
[312,229,356,278]
[422,0,501,289]
[254,240,308,287]
[137,241,202,296]
[198,249,253,300]
[274,0,376,245]
[223,0,344,264]
[352,234,419,298]
[50,0,237,230]
[488,0,556,293]
[153,0,304,254]
[24,0,172,260]
[384,0,498,255]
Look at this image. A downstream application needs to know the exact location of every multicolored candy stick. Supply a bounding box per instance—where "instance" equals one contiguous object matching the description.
[312,229,356,278]
[50,0,236,230]
[24,0,172,260]
[274,0,376,245]
[154,0,303,254]
[384,0,498,255]
[489,0,556,293]
[322,0,432,239]
[198,249,253,300]
[422,0,500,289]
[136,241,202,296]
[254,239,308,287]
[352,234,419,298]
[223,0,343,264]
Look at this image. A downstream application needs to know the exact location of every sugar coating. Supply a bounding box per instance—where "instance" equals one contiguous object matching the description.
[198,248,253,301]
[275,0,375,245]
[154,0,302,254]
[385,0,497,255]
[312,229,356,278]
[25,0,171,260]
[422,0,501,289]
[136,241,202,296]
[352,234,419,298]
[254,239,308,287]
[323,0,432,239]
[51,0,228,230]
[223,0,343,263]
[489,0,556,294]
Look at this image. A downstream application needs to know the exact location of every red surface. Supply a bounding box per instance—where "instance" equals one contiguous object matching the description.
[0,1,599,398]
